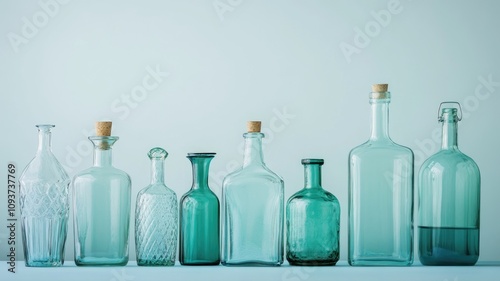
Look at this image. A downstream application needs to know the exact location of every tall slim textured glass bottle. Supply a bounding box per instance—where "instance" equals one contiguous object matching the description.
[348,84,414,266]
[135,147,177,266]
[73,121,131,266]
[179,153,220,265]
[222,121,284,266]
[19,124,70,267]
[418,102,480,266]
[286,159,340,266]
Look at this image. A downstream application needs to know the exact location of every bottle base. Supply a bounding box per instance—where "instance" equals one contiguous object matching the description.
[25,260,64,267]
[179,260,220,266]
[287,259,338,266]
[221,260,283,267]
[137,259,175,266]
[348,258,413,266]
[75,257,128,266]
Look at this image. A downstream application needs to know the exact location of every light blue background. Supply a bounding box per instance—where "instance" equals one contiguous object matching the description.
[1,0,499,264]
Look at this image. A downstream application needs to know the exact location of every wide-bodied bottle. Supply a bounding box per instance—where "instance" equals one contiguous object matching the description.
[348,84,414,266]
[73,122,131,266]
[222,121,284,266]
[418,103,480,266]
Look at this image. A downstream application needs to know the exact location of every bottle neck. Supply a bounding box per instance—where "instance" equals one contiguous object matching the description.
[150,158,165,184]
[189,155,213,190]
[441,118,458,150]
[369,100,391,141]
[90,137,117,167]
[37,127,52,153]
[242,133,265,167]
[304,164,322,189]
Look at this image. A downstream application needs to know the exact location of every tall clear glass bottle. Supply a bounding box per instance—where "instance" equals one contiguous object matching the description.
[179,153,220,265]
[418,102,480,266]
[348,84,414,266]
[286,159,340,266]
[19,124,70,267]
[135,147,177,266]
[222,121,284,266]
[73,122,131,266]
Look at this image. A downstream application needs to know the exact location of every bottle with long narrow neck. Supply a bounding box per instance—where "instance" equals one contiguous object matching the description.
[135,147,177,266]
[418,103,480,266]
[348,84,414,266]
[179,153,220,265]
[73,121,131,266]
[286,159,340,266]
[221,121,284,266]
[19,124,70,267]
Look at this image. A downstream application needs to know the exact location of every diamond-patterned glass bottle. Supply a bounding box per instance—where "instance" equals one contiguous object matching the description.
[286,159,340,266]
[73,122,131,266]
[179,153,220,265]
[135,147,178,266]
[19,124,70,267]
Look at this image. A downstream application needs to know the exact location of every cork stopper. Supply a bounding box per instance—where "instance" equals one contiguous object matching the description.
[247,121,261,133]
[95,121,112,136]
[372,84,388,92]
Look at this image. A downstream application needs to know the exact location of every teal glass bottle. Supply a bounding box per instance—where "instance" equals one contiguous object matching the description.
[135,147,178,266]
[221,121,284,266]
[73,122,131,266]
[286,159,340,266]
[19,124,70,267]
[348,84,414,266]
[179,153,220,265]
[418,102,480,266]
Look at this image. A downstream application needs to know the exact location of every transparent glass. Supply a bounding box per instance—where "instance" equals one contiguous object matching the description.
[179,153,220,265]
[135,147,178,266]
[19,125,70,267]
[418,106,480,266]
[73,136,131,266]
[286,159,340,266]
[222,132,284,266]
[348,89,414,266]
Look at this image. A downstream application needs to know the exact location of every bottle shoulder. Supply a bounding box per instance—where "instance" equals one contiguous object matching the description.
[420,149,480,172]
[180,187,219,203]
[288,188,338,203]
[223,165,284,187]
[74,166,131,179]
[138,184,177,198]
[20,152,70,182]
[350,140,413,157]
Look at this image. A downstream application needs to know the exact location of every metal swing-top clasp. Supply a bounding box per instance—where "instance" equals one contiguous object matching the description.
[438,101,463,122]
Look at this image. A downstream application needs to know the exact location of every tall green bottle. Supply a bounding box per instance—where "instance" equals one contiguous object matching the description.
[418,102,480,265]
[286,159,340,266]
[348,84,414,266]
[179,153,220,265]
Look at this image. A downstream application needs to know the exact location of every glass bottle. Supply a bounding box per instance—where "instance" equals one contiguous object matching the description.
[19,124,70,267]
[73,121,131,266]
[348,84,414,266]
[222,121,284,266]
[286,159,340,266]
[135,147,178,266]
[418,102,480,266]
[179,153,220,265]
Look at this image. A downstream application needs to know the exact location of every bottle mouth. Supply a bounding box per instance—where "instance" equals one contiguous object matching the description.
[243,132,265,138]
[187,153,216,158]
[36,124,55,130]
[439,108,459,122]
[369,91,391,103]
[301,159,324,165]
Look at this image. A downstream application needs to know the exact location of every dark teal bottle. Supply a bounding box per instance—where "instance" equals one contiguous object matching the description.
[418,102,480,266]
[179,153,220,265]
[286,159,340,266]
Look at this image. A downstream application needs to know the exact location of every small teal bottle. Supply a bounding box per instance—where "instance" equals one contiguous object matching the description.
[19,124,70,267]
[179,153,220,265]
[221,121,284,266]
[348,84,414,266]
[418,102,480,266]
[286,159,340,266]
[73,122,131,266]
[135,147,178,266]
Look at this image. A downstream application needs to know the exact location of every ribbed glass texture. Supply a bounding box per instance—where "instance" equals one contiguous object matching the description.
[135,147,177,266]
[19,125,70,267]
[418,106,480,265]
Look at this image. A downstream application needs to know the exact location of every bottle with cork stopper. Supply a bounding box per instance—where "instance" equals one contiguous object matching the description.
[221,121,284,266]
[348,84,414,266]
[72,121,132,266]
